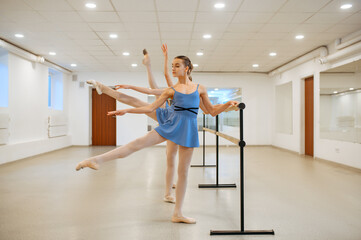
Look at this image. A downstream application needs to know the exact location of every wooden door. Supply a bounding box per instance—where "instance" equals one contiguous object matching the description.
[92,89,116,145]
[305,77,314,156]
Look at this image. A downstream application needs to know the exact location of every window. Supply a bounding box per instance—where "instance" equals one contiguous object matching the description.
[48,68,63,110]
[0,49,8,108]
[320,67,361,143]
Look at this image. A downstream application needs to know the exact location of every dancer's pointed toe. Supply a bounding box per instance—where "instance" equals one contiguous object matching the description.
[75,160,99,171]
[172,215,196,224]
[163,195,176,204]
[86,79,102,95]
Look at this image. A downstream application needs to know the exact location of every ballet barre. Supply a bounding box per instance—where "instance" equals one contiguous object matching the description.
[204,103,275,236]
[198,113,237,188]
[191,113,216,168]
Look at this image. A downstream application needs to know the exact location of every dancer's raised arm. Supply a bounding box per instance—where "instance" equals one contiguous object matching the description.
[161,44,174,87]
[198,85,239,116]
[142,49,159,90]
[107,88,174,116]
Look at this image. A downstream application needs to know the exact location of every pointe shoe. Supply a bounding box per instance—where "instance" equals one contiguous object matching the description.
[172,184,176,189]
[172,215,196,224]
[142,51,151,66]
[163,195,175,204]
[75,160,99,171]
[86,79,102,95]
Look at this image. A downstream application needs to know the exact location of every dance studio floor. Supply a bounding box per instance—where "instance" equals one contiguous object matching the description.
[0,146,360,240]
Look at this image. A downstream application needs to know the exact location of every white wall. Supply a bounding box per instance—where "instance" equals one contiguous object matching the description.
[70,72,272,147]
[271,46,361,169]
[0,53,71,165]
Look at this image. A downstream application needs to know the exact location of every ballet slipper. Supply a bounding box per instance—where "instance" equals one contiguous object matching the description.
[163,195,175,204]
[172,215,196,224]
[75,159,99,171]
[142,52,151,66]
[86,79,102,95]
[172,184,176,189]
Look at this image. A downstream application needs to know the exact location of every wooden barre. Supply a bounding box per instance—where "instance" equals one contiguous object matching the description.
[203,127,240,145]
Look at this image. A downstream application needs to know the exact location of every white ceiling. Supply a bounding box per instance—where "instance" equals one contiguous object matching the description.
[0,0,361,73]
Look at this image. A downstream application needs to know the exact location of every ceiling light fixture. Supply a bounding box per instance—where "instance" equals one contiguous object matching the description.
[295,35,304,39]
[85,3,96,8]
[196,52,204,56]
[214,3,225,9]
[193,64,199,67]
[71,64,77,67]
[131,63,137,67]
[109,34,118,39]
[203,34,212,39]
[252,64,259,68]
[122,52,130,56]
[49,52,56,56]
[349,88,354,90]
[340,4,352,9]
[333,91,338,94]
[15,34,24,38]
[269,52,277,56]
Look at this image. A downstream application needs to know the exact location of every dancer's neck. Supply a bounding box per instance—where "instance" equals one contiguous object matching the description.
[177,76,191,85]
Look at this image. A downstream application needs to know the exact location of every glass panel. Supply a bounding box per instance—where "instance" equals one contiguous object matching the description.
[320,60,361,143]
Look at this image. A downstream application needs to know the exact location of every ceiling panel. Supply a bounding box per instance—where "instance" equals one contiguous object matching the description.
[157,12,196,23]
[118,12,157,23]
[0,0,360,73]
[240,0,288,12]
[112,0,155,11]
[23,0,73,11]
[39,11,84,22]
[280,0,331,12]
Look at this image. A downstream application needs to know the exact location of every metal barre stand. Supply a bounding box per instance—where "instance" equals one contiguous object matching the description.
[198,114,236,188]
[191,113,216,168]
[208,103,275,236]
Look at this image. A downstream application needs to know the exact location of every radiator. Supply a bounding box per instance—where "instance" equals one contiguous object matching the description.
[0,113,10,144]
[48,115,67,138]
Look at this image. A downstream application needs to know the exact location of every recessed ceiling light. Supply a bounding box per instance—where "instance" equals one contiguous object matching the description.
[49,52,56,56]
[252,64,259,68]
[131,63,137,67]
[85,3,96,8]
[109,34,118,39]
[15,34,24,38]
[71,64,77,67]
[340,4,352,9]
[203,34,212,39]
[196,52,204,56]
[333,91,338,94]
[269,52,277,56]
[214,3,225,9]
[349,88,354,90]
[193,64,199,67]
[123,52,130,56]
[295,35,304,39]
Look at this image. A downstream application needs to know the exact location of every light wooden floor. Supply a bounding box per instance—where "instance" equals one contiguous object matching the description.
[0,146,360,240]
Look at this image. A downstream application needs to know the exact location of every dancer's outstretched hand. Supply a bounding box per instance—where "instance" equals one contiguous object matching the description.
[107,109,127,116]
[115,84,130,90]
[228,101,239,107]
[161,43,168,57]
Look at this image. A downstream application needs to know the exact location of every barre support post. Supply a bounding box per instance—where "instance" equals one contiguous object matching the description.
[210,103,275,235]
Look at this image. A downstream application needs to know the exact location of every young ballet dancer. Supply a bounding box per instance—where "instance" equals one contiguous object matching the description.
[77,53,239,224]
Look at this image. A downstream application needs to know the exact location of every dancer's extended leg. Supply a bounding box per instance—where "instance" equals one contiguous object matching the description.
[164,140,178,203]
[76,130,166,170]
[172,146,196,224]
[88,81,157,121]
